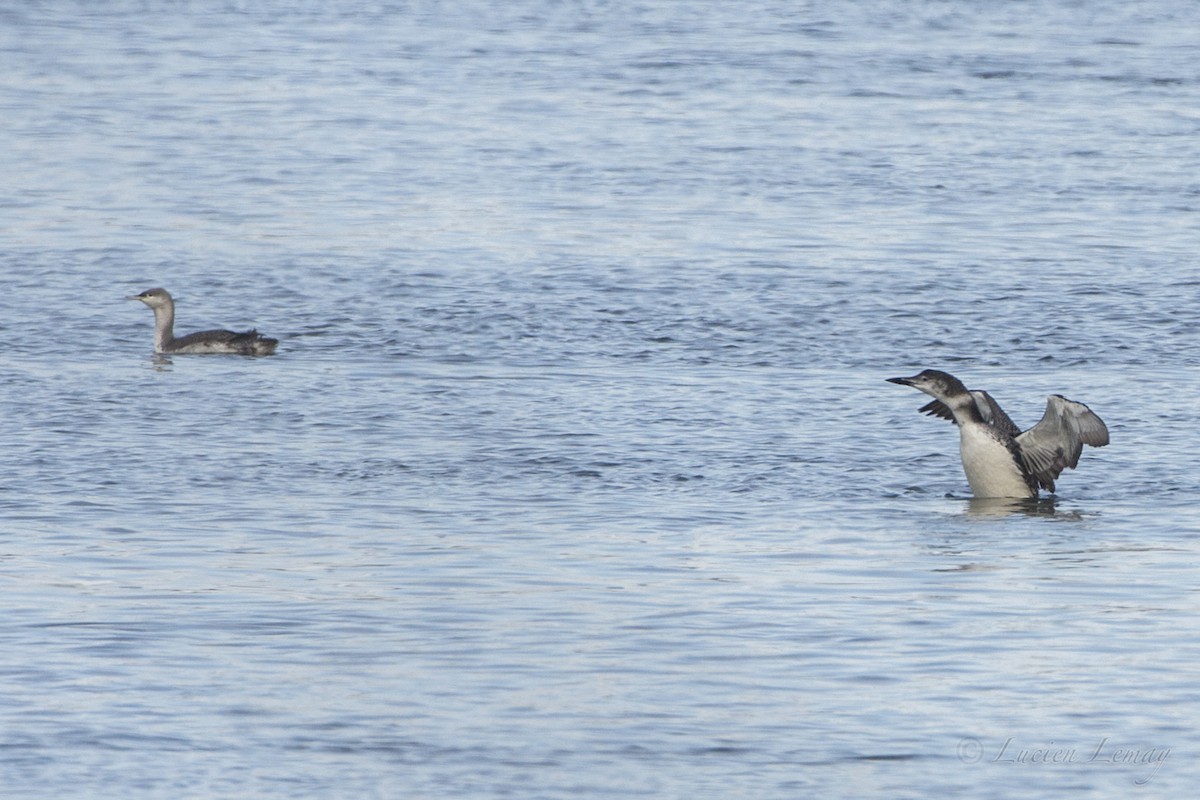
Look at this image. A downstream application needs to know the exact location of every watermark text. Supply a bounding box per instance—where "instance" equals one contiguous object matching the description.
[956,736,1170,785]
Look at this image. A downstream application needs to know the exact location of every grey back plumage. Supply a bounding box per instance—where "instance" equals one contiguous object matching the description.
[169,328,278,356]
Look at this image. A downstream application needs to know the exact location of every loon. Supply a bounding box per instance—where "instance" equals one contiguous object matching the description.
[129,288,278,356]
[887,369,1108,498]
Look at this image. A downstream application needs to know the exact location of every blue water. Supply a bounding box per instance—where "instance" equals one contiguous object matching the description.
[2,2,1198,797]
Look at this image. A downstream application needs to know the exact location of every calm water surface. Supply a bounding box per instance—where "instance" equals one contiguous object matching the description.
[2,2,1199,797]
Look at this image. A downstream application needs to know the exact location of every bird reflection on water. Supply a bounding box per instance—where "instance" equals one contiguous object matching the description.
[964,495,1084,520]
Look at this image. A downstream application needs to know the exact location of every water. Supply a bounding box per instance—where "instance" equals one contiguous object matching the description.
[1,2,1198,796]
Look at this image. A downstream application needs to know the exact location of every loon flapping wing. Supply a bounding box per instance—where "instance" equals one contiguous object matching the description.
[888,369,1109,498]
[1015,395,1110,492]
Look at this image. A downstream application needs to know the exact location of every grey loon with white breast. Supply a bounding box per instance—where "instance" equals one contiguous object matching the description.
[129,287,278,356]
[887,369,1109,498]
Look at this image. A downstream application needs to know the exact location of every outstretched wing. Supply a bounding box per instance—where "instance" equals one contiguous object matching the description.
[918,390,1021,437]
[1015,395,1109,492]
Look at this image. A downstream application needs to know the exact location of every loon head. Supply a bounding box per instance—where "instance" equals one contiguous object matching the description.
[887,369,969,401]
[128,287,173,309]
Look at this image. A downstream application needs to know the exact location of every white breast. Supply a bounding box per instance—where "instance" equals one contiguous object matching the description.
[958,423,1034,498]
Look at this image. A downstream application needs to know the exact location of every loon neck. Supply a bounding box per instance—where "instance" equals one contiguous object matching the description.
[151,301,176,352]
[943,391,985,426]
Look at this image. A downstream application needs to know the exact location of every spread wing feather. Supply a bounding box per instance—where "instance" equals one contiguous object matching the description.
[1015,395,1109,492]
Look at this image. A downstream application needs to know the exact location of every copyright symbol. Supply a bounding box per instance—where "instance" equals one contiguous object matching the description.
[957,737,983,764]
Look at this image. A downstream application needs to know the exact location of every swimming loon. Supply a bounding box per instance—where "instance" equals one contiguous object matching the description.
[129,288,278,356]
[887,369,1108,498]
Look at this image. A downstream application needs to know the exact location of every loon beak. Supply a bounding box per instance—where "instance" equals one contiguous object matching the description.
[887,376,915,386]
